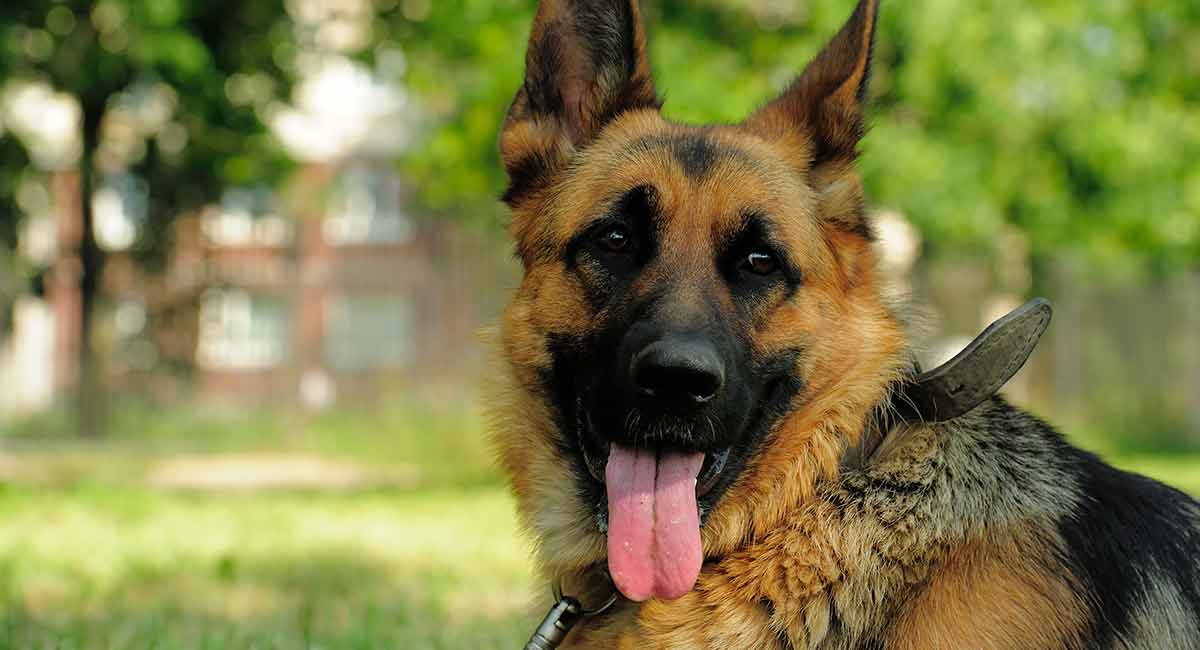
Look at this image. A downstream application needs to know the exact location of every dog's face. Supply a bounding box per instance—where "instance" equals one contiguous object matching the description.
[493,0,906,602]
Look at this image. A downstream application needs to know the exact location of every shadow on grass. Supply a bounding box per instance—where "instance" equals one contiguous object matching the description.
[0,547,537,650]
[0,478,538,650]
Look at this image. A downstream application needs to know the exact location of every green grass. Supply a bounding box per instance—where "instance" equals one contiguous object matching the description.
[1106,454,1200,496]
[1060,418,1200,495]
[1,397,500,489]
[0,398,1197,648]
[0,485,537,649]
[0,399,541,649]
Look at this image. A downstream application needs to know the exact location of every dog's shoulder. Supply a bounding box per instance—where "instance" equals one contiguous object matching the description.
[1054,442,1200,648]
[866,397,1200,649]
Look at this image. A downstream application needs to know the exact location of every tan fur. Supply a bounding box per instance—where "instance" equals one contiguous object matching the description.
[889,535,1087,649]
[492,104,907,574]
[488,1,1100,647]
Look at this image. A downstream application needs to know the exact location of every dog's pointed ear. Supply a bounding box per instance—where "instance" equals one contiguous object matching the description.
[748,0,878,163]
[500,0,660,207]
[745,0,879,236]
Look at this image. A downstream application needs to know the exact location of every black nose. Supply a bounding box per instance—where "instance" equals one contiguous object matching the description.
[632,337,726,405]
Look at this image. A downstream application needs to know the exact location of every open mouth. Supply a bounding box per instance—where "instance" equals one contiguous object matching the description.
[575,407,734,602]
[557,351,801,603]
[577,419,732,500]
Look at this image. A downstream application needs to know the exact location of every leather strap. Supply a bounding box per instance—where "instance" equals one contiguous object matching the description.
[843,298,1053,469]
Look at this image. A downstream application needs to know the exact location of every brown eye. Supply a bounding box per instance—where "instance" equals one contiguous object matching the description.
[743,249,779,275]
[595,225,631,253]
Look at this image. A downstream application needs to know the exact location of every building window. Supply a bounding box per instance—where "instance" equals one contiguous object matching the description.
[92,173,148,252]
[323,293,412,371]
[202,186,293,248]
[323,163,413,245]
[197,289,290,370]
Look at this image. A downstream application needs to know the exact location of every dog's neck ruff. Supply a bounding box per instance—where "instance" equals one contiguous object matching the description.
[844,298,1054,468]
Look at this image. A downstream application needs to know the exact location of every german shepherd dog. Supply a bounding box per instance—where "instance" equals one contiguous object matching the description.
[490,0,1200,647]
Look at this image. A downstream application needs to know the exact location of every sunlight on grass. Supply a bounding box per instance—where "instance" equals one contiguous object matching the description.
[0,398,543,647]
[0,485,538,649]
[2,397,501,490]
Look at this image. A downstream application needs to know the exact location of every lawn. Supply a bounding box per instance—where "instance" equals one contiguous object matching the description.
[0,398,1197,649]
[0,486,535,649]
[0,400,541,649]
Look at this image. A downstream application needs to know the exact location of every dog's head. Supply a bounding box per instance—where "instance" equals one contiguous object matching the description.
[493,0,907,602]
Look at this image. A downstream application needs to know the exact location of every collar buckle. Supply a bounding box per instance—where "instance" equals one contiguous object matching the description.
[523,580,619,650]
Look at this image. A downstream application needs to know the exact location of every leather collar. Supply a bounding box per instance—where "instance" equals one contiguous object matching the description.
[842,298,1054,469]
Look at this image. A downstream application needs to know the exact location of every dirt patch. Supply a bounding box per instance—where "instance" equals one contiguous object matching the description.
[147,454,420,491]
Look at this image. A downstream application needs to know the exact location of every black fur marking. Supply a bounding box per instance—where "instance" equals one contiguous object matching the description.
[573,0,660,127]
[624,134,754,179]
[543,336,599,505]
[565,185,661,310]
[797,0,879,166]
[541,305,806,533]
[853,0,878,105]
[525,23,570,118]
[501,150,558,207]
[574,0,638,79]
[719,213,804,293]
[695,348,805,517]
[521,2,658,128]
[671,134,720,178]
[504,2,661,203]
[1056,447,1200,646]
[846,209,876,241]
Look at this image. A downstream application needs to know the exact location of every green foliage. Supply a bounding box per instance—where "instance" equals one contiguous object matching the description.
[2,0,1191,271]
[387,0,532,222]
[397,0,1200,272]
[867,0,1200,272]
[0,0,293,257]
[0,140,29,317]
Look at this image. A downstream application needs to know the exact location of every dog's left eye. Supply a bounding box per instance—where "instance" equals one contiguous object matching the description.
[593,224,632,253]
[741,249,779,275]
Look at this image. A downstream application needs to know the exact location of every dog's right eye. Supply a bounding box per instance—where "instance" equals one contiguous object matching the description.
[593,224,632,253]
[741,249,779,276]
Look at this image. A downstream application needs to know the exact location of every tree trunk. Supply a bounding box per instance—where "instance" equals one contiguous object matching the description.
[76,101,106,437]
[49,170,84,395]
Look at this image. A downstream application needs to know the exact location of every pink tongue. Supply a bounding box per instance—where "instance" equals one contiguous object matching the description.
[605,444,705,602]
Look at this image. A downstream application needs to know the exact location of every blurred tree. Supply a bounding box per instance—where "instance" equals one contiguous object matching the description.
[0,139,29,337]
[394,0,1200,275]
[0,0,1193,432]
[866,1,1200,277]
[0,0,293,433]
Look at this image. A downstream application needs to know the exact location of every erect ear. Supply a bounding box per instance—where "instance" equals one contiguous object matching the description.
[500,0,659,207]
[748,0,878,163]
[745,0,879,235]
